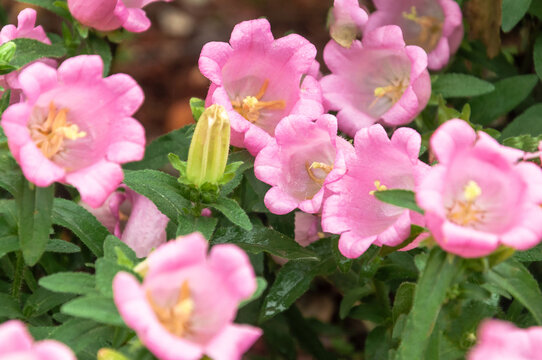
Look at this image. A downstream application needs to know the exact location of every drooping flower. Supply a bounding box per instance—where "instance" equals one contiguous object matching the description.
[322,124,429,258]
[254,114,352,215]
[0,320,75,360]
[468,319,542,360]
[0,8,53,103]
[365,0,463,70]
[199,18,323,155]
[1,55,145,208]
[321,25,431,137]
[329,0,369,48]
[113,233,261,360]
[416,119,542,258]
[83,185,168,258]
[68,0,171,33]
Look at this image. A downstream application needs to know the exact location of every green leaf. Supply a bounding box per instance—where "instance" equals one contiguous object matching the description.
[10,38,66,68]
[392,282,416,323]
[470,75,538,126]
[17,181,54,265]
[373,189,424,214]
[61,295,125,326]
[52,198,110,257]
[190,97,205,121]
[39,272,96,295]
[0,293,22,318]
[123,170,191,223]
[502,0,532,32]
[0,235,18,259]
[486,259,542,324]
[207,196,253,230]
[396,249,463,360]
[87,35,112,76]
[239,277,267,308]
[432,73,495,98]
[0,164,22,197]
[124,125,194,170]
[45,239,81,254]
[365,326,392,360]
[23,288,74,318]
[177,214,218,240]
[339,285,373,319]
[502,134,542,151]
[513,244,542,262]
[103,235,138,264]
[260,241,335,321]
[211,225,319,260]
[535,35,542,81]
[95,258,125,297]
[380,225,426,257]
[0,41,16,63]
[501,104,542,138]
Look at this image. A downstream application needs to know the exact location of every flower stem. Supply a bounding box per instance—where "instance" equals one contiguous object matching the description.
[11,251,24,302]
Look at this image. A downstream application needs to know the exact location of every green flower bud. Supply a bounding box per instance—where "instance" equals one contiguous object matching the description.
[186,105,230,187]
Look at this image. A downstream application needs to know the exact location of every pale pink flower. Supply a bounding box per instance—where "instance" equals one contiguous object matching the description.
[468,319,542,360]
[295,212,324,247]
[1,55,145,208]
[329,0,369,48]
[199,19,323,155]
[83,185,168,257]
[113,233,261,360]
[365,0,463,70]
[0,320,75,360]
[322,124,429,258]
[417,119,542,258]
[254,114,352,215]
[0,8,52,103]
[68,0,171,33]
[321,25,431,137]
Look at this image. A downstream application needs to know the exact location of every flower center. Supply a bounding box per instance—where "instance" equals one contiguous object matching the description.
[447,180,486,227]
[29,102,86,159]
[369,180,388,195]
[231,79,286,124]
[147,281,194,337]
[402,6,443,51]
[370,78,410,109]
[305,161,333,185]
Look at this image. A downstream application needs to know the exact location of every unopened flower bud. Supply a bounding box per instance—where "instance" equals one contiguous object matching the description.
[97,348,129,360]
[186,105,230,187]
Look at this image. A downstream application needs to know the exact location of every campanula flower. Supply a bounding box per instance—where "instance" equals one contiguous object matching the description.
[417,119,542,258]
[254,114,352,215]
[199,19,323,155]
[321,25,431,137]
[329,0,368,48]
[0,320,75,360]
[365,0,463,70]
[113,233,261,360]
[322,124,429,258]
[1,55,145,208]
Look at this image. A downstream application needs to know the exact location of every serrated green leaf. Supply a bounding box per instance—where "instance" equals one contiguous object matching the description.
[190,97,205,121]
[432,73,495,98]
[470,75,538,126]
[177,214,218,240]
[260,241,335,321]
[52,198,110,257]
[0,293,22,318]
[501,104,542,138]
[123,170,191,223]
[502,0,532,32]
[17,181,54,266]
[486,259,542,324]
[39,272,96,294]
[396,249,463,360]
[10,38,66,68]
[211,225,319,260]
[61,295,125,326]
[207,196,252,230]
[124,125,194,171]
[373,189,424,214]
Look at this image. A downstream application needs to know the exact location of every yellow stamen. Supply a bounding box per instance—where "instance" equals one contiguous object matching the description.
[30,103,86,159]
[369,180,388,195]
[147,281,194,337]
[306,161,333,185]
[370,78,409,109]
[402,6,443,51]
[447,180,485,227]
[231,79,286,124]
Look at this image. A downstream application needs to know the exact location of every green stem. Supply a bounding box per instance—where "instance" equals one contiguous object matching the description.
[11,251,24,302]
